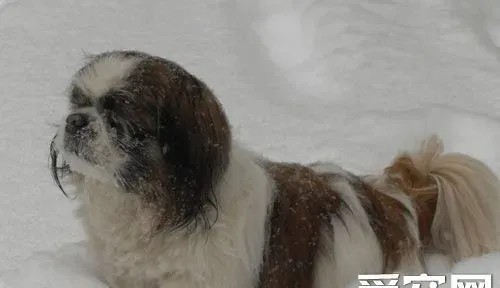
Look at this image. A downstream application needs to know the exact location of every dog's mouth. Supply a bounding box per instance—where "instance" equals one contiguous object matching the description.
[50,129,125,194]
[63,126,97,155]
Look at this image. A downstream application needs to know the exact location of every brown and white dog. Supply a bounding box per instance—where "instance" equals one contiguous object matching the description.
[50,50,500,288]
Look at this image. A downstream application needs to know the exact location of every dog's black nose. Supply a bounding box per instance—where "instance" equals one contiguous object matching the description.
[65,113,89,134]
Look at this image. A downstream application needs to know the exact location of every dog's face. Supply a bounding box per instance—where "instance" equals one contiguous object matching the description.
[51,50,231,228]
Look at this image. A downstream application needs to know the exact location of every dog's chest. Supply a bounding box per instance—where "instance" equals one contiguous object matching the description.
[77,183,162,282]
[77,181,252,288]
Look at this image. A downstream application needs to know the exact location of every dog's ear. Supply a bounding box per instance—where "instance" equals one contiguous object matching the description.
[155,70,231,229]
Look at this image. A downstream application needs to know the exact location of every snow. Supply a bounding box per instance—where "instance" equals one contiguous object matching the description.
[0,0,500,286]
[0,243,106,288]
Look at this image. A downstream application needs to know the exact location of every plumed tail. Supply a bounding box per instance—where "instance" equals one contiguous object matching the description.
[385,135,500,262]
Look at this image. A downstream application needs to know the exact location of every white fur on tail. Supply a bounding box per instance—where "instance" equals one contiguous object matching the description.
[408,135,500,261]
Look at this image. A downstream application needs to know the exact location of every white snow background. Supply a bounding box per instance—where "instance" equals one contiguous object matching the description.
[1,0,500,287]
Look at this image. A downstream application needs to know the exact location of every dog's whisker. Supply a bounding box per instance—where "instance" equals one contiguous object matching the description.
[49,135,70,198]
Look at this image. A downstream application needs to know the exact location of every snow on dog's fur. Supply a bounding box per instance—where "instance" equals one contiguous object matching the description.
[50,50,500,288]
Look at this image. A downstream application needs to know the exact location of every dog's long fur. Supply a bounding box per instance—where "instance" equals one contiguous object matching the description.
[50,50,500,288]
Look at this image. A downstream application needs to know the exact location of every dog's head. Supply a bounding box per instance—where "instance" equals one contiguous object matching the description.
[50,50,231,229]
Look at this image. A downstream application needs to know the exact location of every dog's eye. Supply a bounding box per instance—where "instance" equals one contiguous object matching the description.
[134,133,146,142]
[107,113,119,129]
[132,128,147,141]
[70,86,91,107]
[102,97,115,111]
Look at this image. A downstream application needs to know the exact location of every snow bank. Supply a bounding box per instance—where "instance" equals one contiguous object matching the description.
[0,0,17,13]
[0,243,106,288]
[481,0,500,47]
